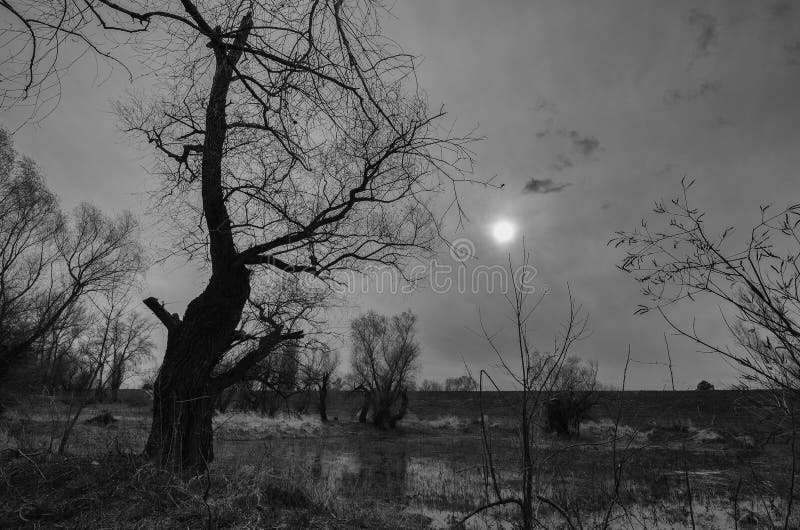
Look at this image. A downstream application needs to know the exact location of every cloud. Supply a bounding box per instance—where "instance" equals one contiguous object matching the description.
[532,96,558,115]
[769,3,792,19]
[537,128,601,157]
[522,178,572,194]
[686,9,719,58]
[663,81,720,105]
[600,202,612,211]
[568,130,600,156]
[785,42,800,65]
[550,153,574,171]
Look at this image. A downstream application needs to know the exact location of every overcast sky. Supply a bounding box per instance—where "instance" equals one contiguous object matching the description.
[3,1,800,389]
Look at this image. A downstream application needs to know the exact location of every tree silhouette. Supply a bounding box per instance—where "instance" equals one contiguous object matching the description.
[0,1,475,470]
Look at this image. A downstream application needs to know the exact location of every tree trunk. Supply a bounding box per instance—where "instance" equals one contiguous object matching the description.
[144,269,250,472]
[144,14,255,473]
[95,369,105,402]
[318,382,328,422]
[388,390,409,428]
[373,389,408,429]
[358,392,369,423]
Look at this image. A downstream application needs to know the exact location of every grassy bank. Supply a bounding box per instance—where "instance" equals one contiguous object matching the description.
[0,393,796,529]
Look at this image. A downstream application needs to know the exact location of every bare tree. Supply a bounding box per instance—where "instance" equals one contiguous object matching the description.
[542,355,599,437]
[613,179,800,526]
[350,310,420,429]
[419,379,444,391]
[106,311,155,402]
[0,1,475,470]
[444,372,478,391]
[29,301,91,392]
[86,286,155,402]
[299,344,339,421]
[464,252,590,529]
[612,179,800,401]
[0,129,144,384]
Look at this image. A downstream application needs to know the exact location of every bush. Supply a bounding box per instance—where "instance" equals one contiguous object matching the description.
[696,380,715,391]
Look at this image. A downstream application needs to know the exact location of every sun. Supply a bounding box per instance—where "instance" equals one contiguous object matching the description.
[492,219,516,243]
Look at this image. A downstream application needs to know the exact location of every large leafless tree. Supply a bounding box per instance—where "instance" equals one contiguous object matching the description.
[0,1,475,470]
[0,129,144,384]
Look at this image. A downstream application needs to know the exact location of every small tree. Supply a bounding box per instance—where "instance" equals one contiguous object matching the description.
[350,310,420,429]
[419,379,444,391]
[696,380,715,391]
[444,373,478,391]
[613,180,800,402]
[463,251,590,529]
[543,355,599,437]
[300,345,339,422]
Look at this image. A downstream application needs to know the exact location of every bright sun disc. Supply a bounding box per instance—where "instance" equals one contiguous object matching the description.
[492,220,516,243]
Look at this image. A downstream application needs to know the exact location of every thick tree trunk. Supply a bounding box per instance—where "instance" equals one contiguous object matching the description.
[318,382,328,422]
[144,269,250,472]
[358,392,369,423]
[373,390,408,429]
[144,13,255,473]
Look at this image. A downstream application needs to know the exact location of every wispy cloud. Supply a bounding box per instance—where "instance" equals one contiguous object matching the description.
[664,81,720,105]
[550,153,574,171]
[570,131,600,157]
[536,128,601,157]
[522,178,572,194]
[686,9,719,60]
[785,41,800,65]
[769,2,792,19]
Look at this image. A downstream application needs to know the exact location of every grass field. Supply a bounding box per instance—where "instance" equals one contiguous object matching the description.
[0,390,795,529]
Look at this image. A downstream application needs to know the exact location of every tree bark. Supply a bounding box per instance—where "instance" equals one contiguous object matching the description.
[318,381,328,422]
[143,13,254,472]
[358,393,369,423]
[144,269,250,471]
[373,390,408,429]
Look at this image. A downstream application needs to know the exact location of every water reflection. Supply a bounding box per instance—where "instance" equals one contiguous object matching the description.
[218,436,412,501]
[215,434,750,529]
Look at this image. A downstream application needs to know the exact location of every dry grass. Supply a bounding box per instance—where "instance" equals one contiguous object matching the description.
[213,411,323,439]
[1,394,796,529]
[0,451,431,529]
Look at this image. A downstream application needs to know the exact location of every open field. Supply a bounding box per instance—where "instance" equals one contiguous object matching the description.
[0,390,796,529]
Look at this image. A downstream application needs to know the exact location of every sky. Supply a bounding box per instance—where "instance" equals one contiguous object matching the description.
[3,1,800,389]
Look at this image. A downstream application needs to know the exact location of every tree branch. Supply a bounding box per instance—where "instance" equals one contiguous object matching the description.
[213,328,303,390]
[143,297,181,331]
[239,253,316,273]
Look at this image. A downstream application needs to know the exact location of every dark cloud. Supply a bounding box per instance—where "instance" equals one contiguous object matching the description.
[785,42,800,65]
[663,81,720,105]
[522,177,572,194]
[769,3,792,19]
[532,96,558,115]
[600,202,612,211]
[687,9,719,58]
[550,153,574,171]
[537,128,601,157]
[568,130,600,156]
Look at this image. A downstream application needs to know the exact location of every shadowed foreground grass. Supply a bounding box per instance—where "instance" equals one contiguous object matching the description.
[1,394,797,529]
[0,452,430,529]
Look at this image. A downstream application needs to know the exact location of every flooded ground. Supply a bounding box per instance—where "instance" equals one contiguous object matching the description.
[213,415,796,529]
